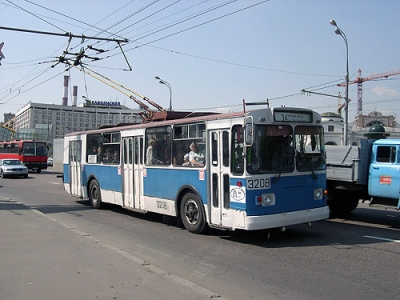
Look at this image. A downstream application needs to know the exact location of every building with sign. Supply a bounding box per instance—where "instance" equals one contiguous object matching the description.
[14,101,143,142]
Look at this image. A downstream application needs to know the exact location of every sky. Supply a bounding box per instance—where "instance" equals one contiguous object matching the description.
[1,0,399,123]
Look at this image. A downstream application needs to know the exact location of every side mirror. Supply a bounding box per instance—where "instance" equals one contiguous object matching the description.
[245,124,253,145]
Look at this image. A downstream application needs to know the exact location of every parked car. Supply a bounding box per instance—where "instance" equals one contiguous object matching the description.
[47,157,53,166]
[0,159,29,178]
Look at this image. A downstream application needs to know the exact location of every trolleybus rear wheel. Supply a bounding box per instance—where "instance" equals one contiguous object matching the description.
[89,180,102,209]
[180,193,208,234]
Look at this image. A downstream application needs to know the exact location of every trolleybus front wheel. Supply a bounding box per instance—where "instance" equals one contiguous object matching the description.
[180,193,208,234]
[89,180,102,209]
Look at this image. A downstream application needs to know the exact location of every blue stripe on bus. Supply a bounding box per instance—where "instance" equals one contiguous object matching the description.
[63,164,122,193]
[144,168,207,202]
[83,165,122,192]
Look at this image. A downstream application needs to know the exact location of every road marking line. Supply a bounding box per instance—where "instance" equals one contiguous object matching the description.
[50,181,61,185]
[30,207,226,300]
[364,235,400,243]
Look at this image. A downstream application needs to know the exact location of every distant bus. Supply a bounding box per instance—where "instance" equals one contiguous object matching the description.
[0,140,48,173]
[63,107,329,234]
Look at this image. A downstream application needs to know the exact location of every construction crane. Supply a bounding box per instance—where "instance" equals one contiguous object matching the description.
[338,69,400,116]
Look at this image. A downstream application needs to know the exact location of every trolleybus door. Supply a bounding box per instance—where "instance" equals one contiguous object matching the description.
[122,137,134,208]
[133,136,144,209]
[209,130,232,227]
[69,140,82,197]
[122,136,144,209]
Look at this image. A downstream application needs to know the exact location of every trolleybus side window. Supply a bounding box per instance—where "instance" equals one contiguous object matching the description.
[231,125,244,175]
[145,126,172,166]
[87,133,103,164]
[86,132,121,164]
[222,131,229,167]
[172,123,206,167]
[102,132,121,164]
[123,138,133,164]
[173,126,189,166]
[211,133,218,166]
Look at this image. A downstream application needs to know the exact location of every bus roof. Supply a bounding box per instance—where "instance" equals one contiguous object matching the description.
[64,106,319,137]
[65,110,247,137]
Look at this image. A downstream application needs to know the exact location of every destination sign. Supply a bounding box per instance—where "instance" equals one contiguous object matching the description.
[274,110,312,123]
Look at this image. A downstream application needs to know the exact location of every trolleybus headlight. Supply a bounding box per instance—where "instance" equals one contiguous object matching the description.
[263,195,272,205]
[255,193,275,206]
[314,188,323,200]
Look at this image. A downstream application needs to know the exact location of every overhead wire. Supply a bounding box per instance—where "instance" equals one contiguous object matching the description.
[22,0,127,40]
[99,0,161,37]
[0,0,137,105]
[0,67,66,106]
[76,0,239,58]
[121,0,241,49]
[0,38,72,104]
[98,0,270,65]
[6,0,66,32]
[93,1,338,78]
[122,0,210,37]
[3,0,377,114]
[85,0,212,56]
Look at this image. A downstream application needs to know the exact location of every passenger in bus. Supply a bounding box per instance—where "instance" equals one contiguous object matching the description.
[103,148,114,163]
[173,142,189,165]
[96,146,103,163]
[188,142,204,167]
[90,145,98,155]
[182,153,190,166]
[146,139,163,165]
[112,150,120,164]
[163,132,172,164]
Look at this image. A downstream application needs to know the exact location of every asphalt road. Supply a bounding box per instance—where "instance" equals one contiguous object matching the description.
[1,169,399,300]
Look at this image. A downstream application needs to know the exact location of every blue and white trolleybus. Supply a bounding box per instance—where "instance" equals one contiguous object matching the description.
[63,107,329,234]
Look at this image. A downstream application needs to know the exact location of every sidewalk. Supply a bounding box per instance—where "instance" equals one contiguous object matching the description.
[0,198,221,300]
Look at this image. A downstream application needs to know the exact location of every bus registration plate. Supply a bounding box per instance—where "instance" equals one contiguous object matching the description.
[247,178,270,190]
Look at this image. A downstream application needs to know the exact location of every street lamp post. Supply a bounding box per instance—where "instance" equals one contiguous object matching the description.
[330,19,349,146]
[46,107,51,145]
[155,76,172,111]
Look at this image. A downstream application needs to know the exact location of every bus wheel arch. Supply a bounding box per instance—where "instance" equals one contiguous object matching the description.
[88,178,102,209]
[179,190,208,234]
